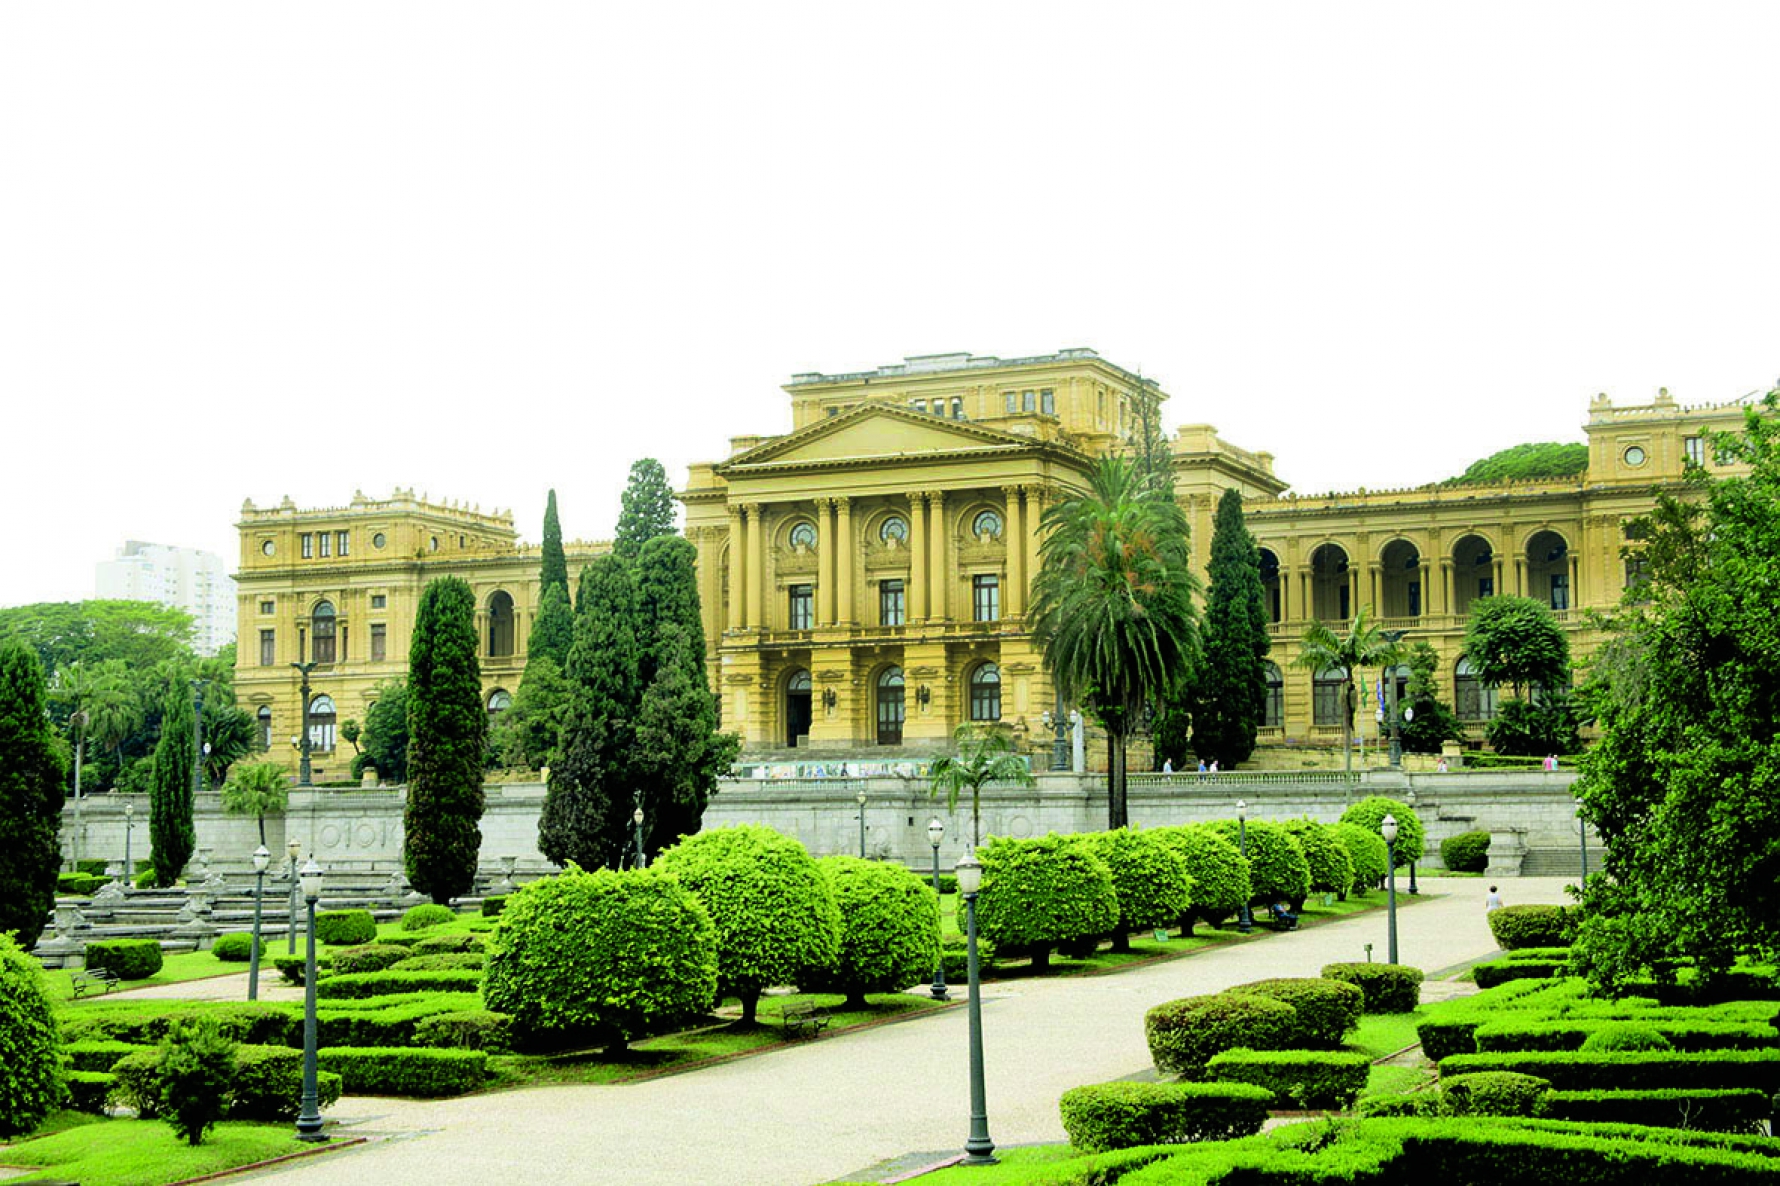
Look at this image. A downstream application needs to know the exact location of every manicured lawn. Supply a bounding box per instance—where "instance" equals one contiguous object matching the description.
[1360,1062,1432,1099]
[0,1118,314,1186]
[1346,1009,1427,1060]
[47,948,246,1003]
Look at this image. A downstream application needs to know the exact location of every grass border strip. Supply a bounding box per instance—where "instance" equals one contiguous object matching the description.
[162,1135,367,1186]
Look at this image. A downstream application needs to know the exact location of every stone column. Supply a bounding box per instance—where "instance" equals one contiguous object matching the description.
[726,507,744,632]
[746,504,767,630]
[1419,560,1432,619]
[1277,562,1290,623]
[909,493,929,621]
[815,498,834,627]
[929,490,949,622]
[1368,564,1382,618]
[1569,553,1580,610]
[1348,567,1361,621]
[1025,486,1048,606]
[1439,559,1454,617]
[1514,556,1527,598]
[836,498,854,625]
[694,527,721,646]
[1003,486,1024,618]
[1300,569,1313,621]
[1493,556,1505,599]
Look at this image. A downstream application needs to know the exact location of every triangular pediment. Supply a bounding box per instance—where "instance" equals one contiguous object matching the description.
[720,405,1044,472]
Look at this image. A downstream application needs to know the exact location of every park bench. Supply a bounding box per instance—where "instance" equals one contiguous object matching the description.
[70,967,120,998]
[781,1003,831,1039]
[1265,903,1299,933]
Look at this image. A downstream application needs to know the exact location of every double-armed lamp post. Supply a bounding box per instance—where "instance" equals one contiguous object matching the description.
[955,855,995,1166]
[295,858,328,1143]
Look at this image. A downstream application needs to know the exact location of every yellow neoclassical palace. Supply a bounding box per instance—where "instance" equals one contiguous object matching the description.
[232,489,605,780]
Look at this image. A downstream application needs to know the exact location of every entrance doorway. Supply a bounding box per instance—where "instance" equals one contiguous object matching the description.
[785,670,812,747]
[876,667,904,745]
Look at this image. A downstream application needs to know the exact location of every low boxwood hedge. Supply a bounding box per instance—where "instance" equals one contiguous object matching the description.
[65,1070,115,1115]
[1145,994,1296,1079]
[388,953,485,973]
[412,1010,513,1052]
[1319,962,1422,1013]
[63,1039,144,1072]
[317,1047,488,1097]
[111,1044,343,1120]
[1059,1080,1273,1152]
[411,932,484,956]
[314,909,378,947]
[58,1001,299,1047]
[272,954,324,986]
[1439,830,1491,873]
[1206,1049,1370,1110]
[1473,1018,1778,1054]
[210,932,265,963]
[84,939,164,981]
[480,894,509,917]
[1438,1070,1551,1117]
[1418,1016,1484,1062]
[1225,978,1364,1049]
[1474,958,1568,989]
[1543,1087,1774,1131]
[1438,1048,1780,1093]
[400,904,455,931]
[313,994,485,1048]
[1487,904,1571,950]
[314,969,482,1000]
[57,872,107,896]
[328,944,411,976]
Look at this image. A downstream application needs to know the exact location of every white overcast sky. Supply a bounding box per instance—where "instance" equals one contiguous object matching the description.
[4,3,1778,609]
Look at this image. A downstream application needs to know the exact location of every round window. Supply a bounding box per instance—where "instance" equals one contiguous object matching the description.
[429,536,440,552]
[789,522,817,549]
[372,531,387,549]
[973,510,1003,539]
[261,539,276,557]
[880,516,909,543]
[1623,445,1647,467]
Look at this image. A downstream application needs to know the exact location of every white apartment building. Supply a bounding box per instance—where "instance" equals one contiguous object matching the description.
[96,541,237,656]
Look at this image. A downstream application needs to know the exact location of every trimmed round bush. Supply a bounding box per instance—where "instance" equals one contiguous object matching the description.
[974,834,1119,970]
[1339,796,1425,866]
[327,944,411,976]
[1204,819,1311,907]
[1319,962,1423,1013]
[85,938,164,981]
[1438,1070,1551,1117]
[412,1010,512,1053]
[1440,830,1492,873]
[1151,826,1251,931]
[1487,904,1570,950]
[1332,822,1388,895]
[805,856,940,1007]
[1206,1049,1370,1110]
[939,931,997,983]
[0,934,65,1137]
[1579,1025,1674,1053]
[1281,819,1353,902]
[1226,978,1364,1048]
[210,932,264,963]
[314,909,377,947]
[400,904,455,932]
[1059,1080,1272,1151]
[1081,829,1193,948]
[1145,993,1296,1079]
[654,825,839,1026]
[483,866,718,1043]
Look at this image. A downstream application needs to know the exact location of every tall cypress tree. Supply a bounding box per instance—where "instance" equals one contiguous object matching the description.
[613,459,677,561]
[539,556,640,869]
[0,641,67,942]
[525,582,574,670]
[149,686,197,886]
[404,577,486,904]
[539,489,568,597]
[1190,488,1271,766]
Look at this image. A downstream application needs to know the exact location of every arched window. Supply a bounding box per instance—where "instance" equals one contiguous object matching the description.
[972,510,1003,539]
[969,662,1002,721]
[308,694,337,752]
[876,667,905,745]
[880,516,909,544]
[1258,548,1282,623]
[257,705,272,750]
[1263,663,1284,728]
[789,522,817,550]
[487,690,512,718]
[312,601,337,664]
[785,670,812,748]
[487,591,515,658]
[1313,666,1347,727]
[1455,658,1499,722]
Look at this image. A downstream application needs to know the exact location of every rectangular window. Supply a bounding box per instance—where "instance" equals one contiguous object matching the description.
[826,406,840,418]
[788,585,813,630]
[1004,391,1016,414]
[297,628,306,662]
[1684,436,1705,466]
[1625,557,1650,590]
[300,533,314,559]
[259,629,275,666]
[1022,390,1036,412]
[371,623,387,662]
[1313,676,1344,726]
[336,531,349,556]
[950,397,964,420]
[1550,573,1570,611]
[1338,585,1351,620]
[318,532,331,558]
[312,619,336,665]
[1407,582,1422,617]
[1478,576,1494,599]
[371,594,387,609]
[973,575,1000,622]
[880,579,906,627]
[1264,676,1284,728]
[1040,388,1055,415]
[259,600,275,615]
[911,399,927,415]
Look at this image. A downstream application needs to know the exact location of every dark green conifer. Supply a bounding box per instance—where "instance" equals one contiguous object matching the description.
[0,641,67,942]
[404,578,486,904]
[539,489,568,597]
[149,686,197,887]
[525,581,574,668]
[613,459,677,561]
[1189,488,1270,766]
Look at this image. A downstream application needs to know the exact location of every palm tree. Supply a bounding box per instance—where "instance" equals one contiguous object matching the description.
[221,760,291,846]
[929,723,1036,847]
[1029,456,1200,829]
[1293,606,1403,774]
[57,660,141,778]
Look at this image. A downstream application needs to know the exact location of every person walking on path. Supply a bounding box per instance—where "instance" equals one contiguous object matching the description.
[1485,884,1504,912]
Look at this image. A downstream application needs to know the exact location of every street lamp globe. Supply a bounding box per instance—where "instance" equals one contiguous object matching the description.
[928,818,945,848]
[955,855,983,896]
[124,801,134,821]
[1381,815,1399,844]
[855,790,867,808]
[299,858,324,903]
[1236,799,1247,822]
[287,838,302,863]
[633,807,644,826]
[253,845,270,873]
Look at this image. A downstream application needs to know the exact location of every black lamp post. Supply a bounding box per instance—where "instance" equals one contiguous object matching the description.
[633,806,646,870]
[1577,804,1589,889]
[122,800,134,883]
[286,838,302,955]
[295,858,328,1143]
[1050,695,1070,772]
[1405,789,1420,895]
[955,855,996,1166]
[190,679,207,797]
[248,845,269,1001]
[291,662,317,787]
[1379,631,1405,769]
[855,790,868,858]
[1236,800,1254,934]
[1382,814,1400,965]
[927,818,948,1001]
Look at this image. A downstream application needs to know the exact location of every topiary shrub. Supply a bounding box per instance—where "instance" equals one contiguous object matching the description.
[481,894,508,917]
[210,932,265,963]
[972,834,1119,971]
[482,866,718,1046]
[939,931,997,983]
[1543,1087,1773,1131]
[57,872,106,896]
[64,1039,144,1072]
[1150,826,1250,932]
[1206,1049,1370,1109]
[1339,796,1425,867]
[1438,1070,1552,1117]
[0,933,66,1136]
[412,1010,513,1053]
[1226,978,1364,1048]
[110,1048,165,1118]
[1488,904,1569,950]
[1203,819,1311,907]
[1355,1093,1434,1118]
[1332,823,1388,895]
[273,954,312,986]
[229,1044,342,1120]
[316,1047,487,1097]
[1418,1017,1484,1062]
[315,970,482,999]
[388,952,485,973]
[805,856,940,1007]
[157,1018,236,1145]
[1320,963,1423,1013]
[327,944,412,976]
[1473,957,1567,989]
[1080,829,1193,951]
[1059,1080,1273,1151]
[400,903,455,932]
[937,873,960,896]
[64,1070,114,1115]
[412,932,484,956]
[85,938,164,981]
[1280,819,1353,904]
[1145,993,1296,1079]
[1579,1024,1674,1053]
[314,909,378,947]
[1440,830,1491,873]
[654,826,839,1027]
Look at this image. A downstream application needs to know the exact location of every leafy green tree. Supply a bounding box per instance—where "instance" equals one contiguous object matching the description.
[404,578,487,905]
[1081,829,1193,952]
[1293,607,1401,773]
[0,642,67,943]
[157,1018,235,1146]
[807,856,941,1007]
[1446,441,1589,485]
[1332,822,1388,894]
[1030,456,1200,828]
[1150,825,1251,932]
[540,556,640,870]
[1280,819,1353,901]
[654,825,840,1026]
[1575,391,1780,977]
[1338,796,1425,868]
[356,681,410,784]
[0,934,64,1136]
[201,705,257,788]
[928,723,1035,847]
[53,659,141,782]
[1463,596,1575,757]
[488,655,571,772]
[1204,818,1311,907]
[221,760,290,846]
[613,458,678,561]
[1396,642,1463,755]
[339,719,361,754]
[0,599,194,677]
[149,686,197,887]
[1187,488,1270,767]
[975,834,1119,970]
[1126,390,1175,500]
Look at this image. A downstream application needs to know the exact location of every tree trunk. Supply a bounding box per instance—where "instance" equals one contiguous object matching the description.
[1111,733,1129,829]
[1106,736,1119,830]
[844,989,868,1010]
[1110,929,1131,953]
[738,989,760,1027]
[1342,682,1354,774]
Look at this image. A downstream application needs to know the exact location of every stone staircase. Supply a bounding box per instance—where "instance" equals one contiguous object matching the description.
[1517,847,1602,878]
